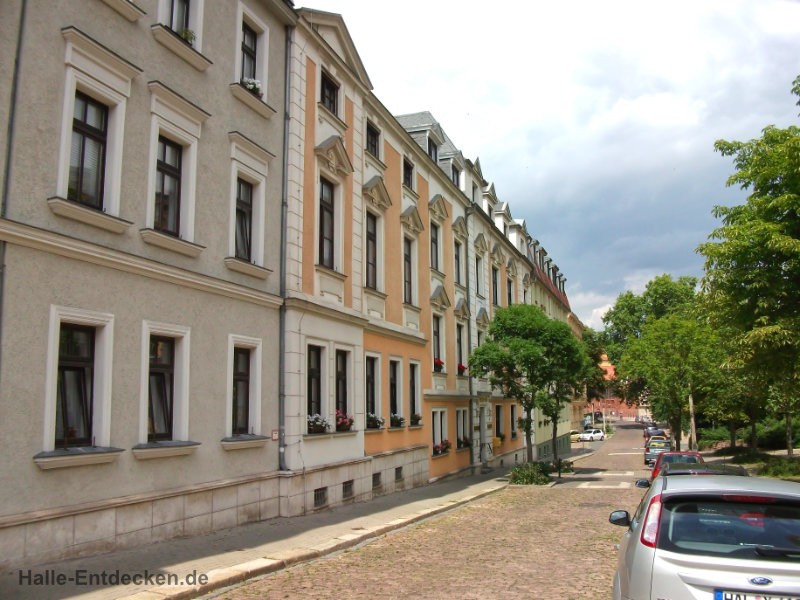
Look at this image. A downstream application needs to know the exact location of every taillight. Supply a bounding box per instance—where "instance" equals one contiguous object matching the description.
[640,494,662,548]
[722,495,776,504]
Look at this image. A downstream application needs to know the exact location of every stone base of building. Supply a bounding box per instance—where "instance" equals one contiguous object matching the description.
[0,446,431,569]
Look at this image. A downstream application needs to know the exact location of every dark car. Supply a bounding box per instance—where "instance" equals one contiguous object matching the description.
[644,428,666,443]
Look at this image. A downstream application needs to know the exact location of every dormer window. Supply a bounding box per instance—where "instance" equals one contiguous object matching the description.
[427,138,438,162]
[451,165,460,187]
[321,71,338,116]
[403,158,414,189]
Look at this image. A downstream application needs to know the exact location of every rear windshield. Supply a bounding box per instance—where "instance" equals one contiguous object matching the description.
[662,455,700,464]
[648,441,670,449]
[658,497,800,561]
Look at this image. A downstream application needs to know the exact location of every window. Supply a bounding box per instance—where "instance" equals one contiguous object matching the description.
[335,350,347,414]
[68,92,108,209]
[451,165,460,187]
[432,315,442,364]
[169,0,190,34]
[432,408,447,447]
[365,356,377,418]
[56,324,95,448]
[366,122,380,159]
[241,21,257,82]
[430,224,439,271]
[454,242,462,285]
[148,336,174,441]
[307,346,322,418]
[475,257,482,295]
[477,329,483,347]
[511,404,518,438]
[403,237,413,304]
[343,479,354,499]
[507,278,513,306]
[320,71,338,115]
[495,404,503,438]
[456,407,468,446]
[456,324,464,370]
[389,359,399,417]
[154,136,182,236]
[232,347,250,435]
[366,212,377,289]
[319,177,335,269]
[427,137,438,162]
[472,183,478,202]
[409,362,419,419]
[403,159,413,189]
[492,267,499,305]
[235,178,253,260]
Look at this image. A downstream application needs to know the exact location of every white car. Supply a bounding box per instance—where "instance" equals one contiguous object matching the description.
[609,474,800,600]
[578,428,605,442]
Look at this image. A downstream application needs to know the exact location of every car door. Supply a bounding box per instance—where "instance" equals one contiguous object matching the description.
[615,486,653,599]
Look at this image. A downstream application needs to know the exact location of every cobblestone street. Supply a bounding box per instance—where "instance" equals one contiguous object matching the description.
[211,424,648,600]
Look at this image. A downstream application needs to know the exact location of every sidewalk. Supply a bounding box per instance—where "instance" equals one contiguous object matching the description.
[0,470,509,600]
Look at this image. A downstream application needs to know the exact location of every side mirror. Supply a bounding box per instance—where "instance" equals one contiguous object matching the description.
[609,510,631,527]
[635,479,651,488]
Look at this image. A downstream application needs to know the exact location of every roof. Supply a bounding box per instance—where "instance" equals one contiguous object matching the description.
[660,474,800,497]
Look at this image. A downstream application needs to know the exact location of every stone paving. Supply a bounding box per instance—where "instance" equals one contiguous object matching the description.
[207,424,649,600]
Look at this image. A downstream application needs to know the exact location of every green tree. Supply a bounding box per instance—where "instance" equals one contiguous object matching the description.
[468,305,588,463]
[698,75,800,454]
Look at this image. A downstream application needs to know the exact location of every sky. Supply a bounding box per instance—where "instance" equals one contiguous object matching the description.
[302,0,800,328]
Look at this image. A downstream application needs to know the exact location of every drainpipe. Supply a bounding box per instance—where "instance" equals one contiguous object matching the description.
[0,0,27,381]
[464,204,476,467]
[278,23,293,472]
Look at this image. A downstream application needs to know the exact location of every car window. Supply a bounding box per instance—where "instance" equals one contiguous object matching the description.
[658,499,800,560]
[648,441,670,449]
[664,455,699,464]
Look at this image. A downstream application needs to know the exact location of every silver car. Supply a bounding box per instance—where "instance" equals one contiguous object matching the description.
[609,474,800,600]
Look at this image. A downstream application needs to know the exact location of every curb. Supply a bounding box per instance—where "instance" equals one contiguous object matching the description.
[116,483,507,600]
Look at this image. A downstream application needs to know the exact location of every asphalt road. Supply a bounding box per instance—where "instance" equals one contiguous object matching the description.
[207,423,650,600]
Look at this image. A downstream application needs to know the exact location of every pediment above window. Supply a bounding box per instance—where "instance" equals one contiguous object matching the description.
[315,135,353,177]
[506,259,517,277]
[474,233,487,255]
[401,205,424,236]
[476,307,490,327]
[430,285,451,312]
[454,297,470,320]
[452,216,468,241]
[363,175,392,212]
[491,243,505,266]
[428,194,449,224]
[522,272,531,286]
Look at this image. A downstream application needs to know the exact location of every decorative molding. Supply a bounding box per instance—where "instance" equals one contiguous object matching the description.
[100,0,146,21]
[140,228,205,257]
[364,317,427,346]
[454,297,470,320]
[148,80,211,137]
[452,216,468,241]
[47,197,132,233]
[476,307,490,327]
[132,440,200,460]
[506,259,517,277]
[473,232,488,254]
[363,176,392,212]
[284,296,369,328]
[430,285,451,311]
[315,135,353,176]
[0,219,282,309]
[317,102,348,137]
[224,257,272,280]
[33,447,123,470]
[400,205,424,236]
[61,27,143,97]
[150,24,213,72]
[428,194,449,224]
[229,83,277,119]
[220,435,269,451]
[491,243,505,266]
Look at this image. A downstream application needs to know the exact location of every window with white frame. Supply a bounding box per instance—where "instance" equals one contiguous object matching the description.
[427,137,438,162]
[56,29,141,221]
[159,0,204,49]
[432,408,447,452]
[319,177,335,269]
[402,158,414,189]
[307,345,323,422]
[228,132,269,269]
[454,241,462,285]
[507,278,513,306]
[235,4,269,100]
[139,320,191,444]
[365,354,381,428]
[335,349,348,415]
[495,404,503,438]
[44,306,114,452]
[365,211,379,289]
[227,334,262,437]
[456,407,468,448]
[366,121,380,159]
[475,256,483,296]
[430,223,440,271]
[456,323,465,373]
[403,236,415,304]
[510,404,518,438]
[432,314,443,371]
[408,361,420,423]
[492,266,499,306]
[451,164,460,188]
[320,70,339,116]
[146,82,209,244]
[389,358,403,424]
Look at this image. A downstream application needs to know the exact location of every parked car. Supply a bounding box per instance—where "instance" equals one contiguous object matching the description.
[650,451,702,480]
[578,428,605,442]
[644,439,671,465]
[644,427,666,442]
[570,430,582,443]
[609,475,800,600]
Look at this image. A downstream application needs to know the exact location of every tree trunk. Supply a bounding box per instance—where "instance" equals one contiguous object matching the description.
[787,411,794,457]
[526,407,534,463]
[551,419,558,468]
[729,420,736,448]
[750,419,758,451]
[688,393,697,451]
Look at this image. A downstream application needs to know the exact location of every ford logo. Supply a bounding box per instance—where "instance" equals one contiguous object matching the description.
[749,577,773,586]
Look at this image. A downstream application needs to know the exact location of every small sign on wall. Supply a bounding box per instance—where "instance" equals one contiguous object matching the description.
[271,430,279,441]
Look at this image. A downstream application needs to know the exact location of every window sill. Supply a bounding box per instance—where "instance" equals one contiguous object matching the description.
[221,434,269,451]
[132,440,200,459]
[431,451,450,459]
[315,263,347,281]
[365,427,383,433]
[364,150,386,173]
[33,446,124,470]
[363,286,387,300]
[48,197,132,234]
[387,426,406,431]
[224,257,271,279]
[101,0,146,21]
[402,184,419,201]
[456,447,470,452]
[402,302,421,313]
[408,424,422,429]
[303,430,357,440]
[140,228,205,257]
[317,102,347,136]
[151,24,212,71]
[230,83,276,119]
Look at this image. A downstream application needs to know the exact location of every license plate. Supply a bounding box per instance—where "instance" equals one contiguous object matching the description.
[715,591,800,600]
